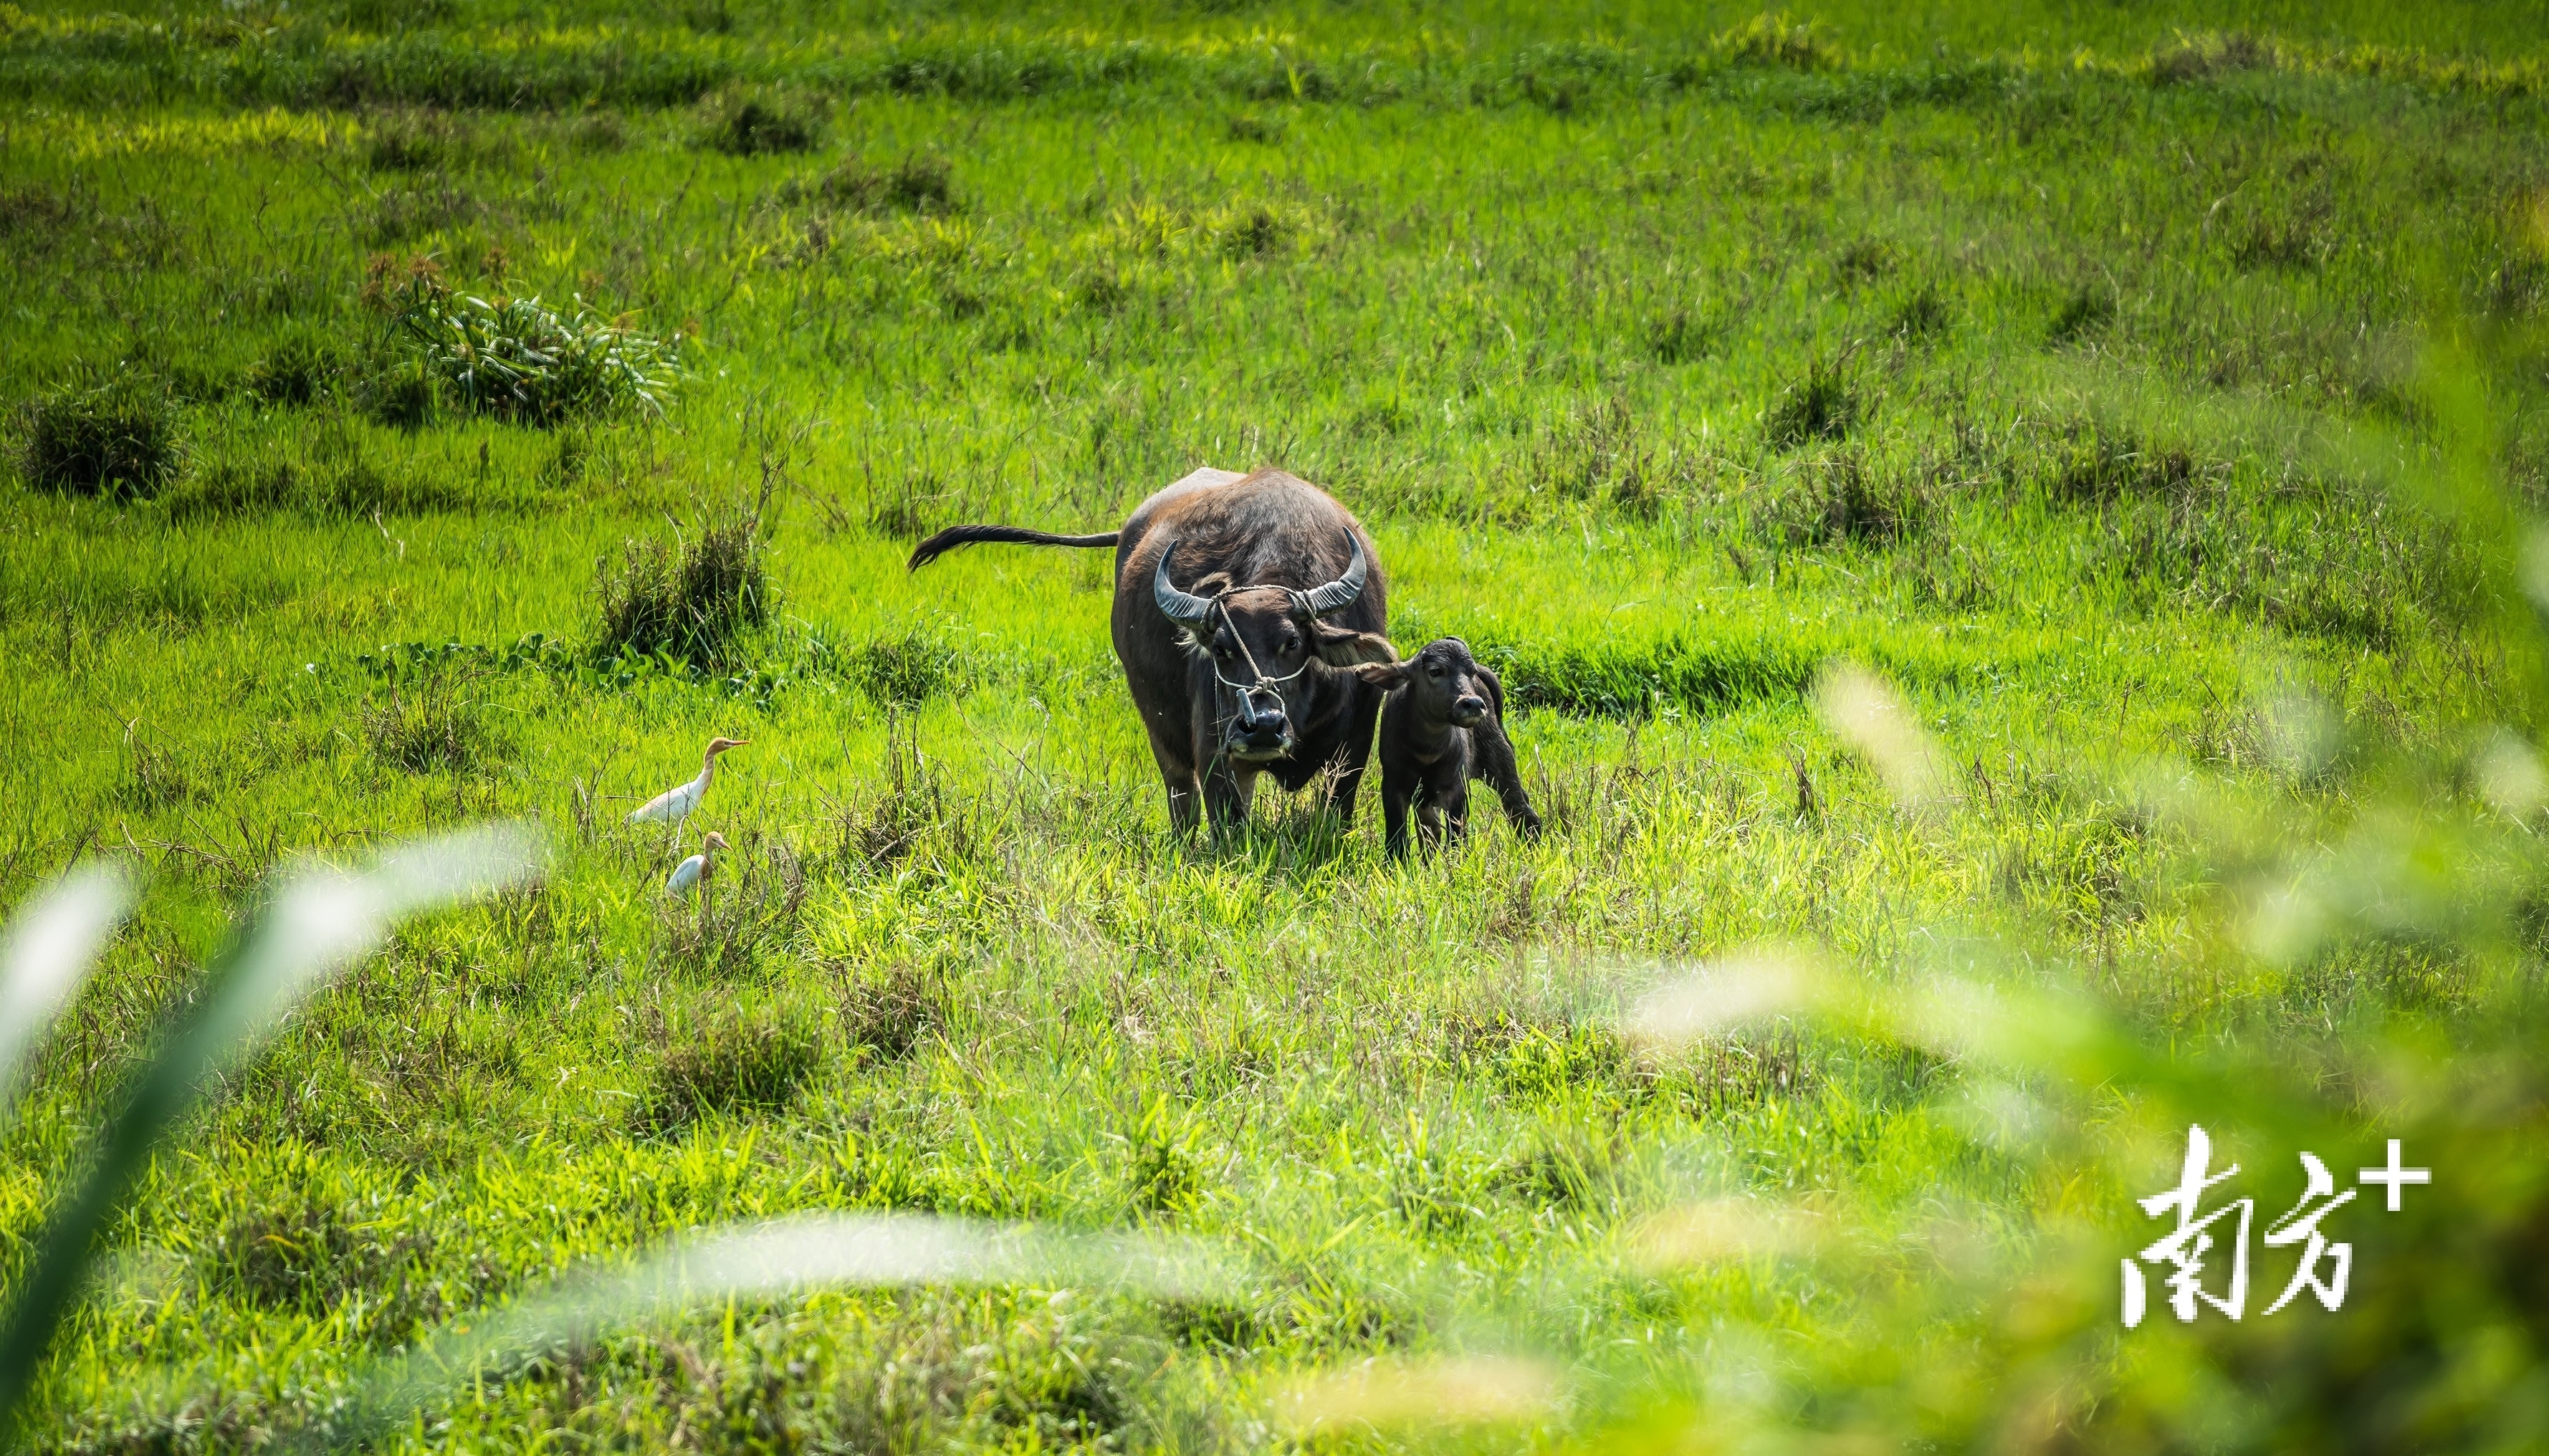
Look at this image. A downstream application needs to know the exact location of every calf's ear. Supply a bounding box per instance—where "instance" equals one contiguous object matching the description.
[1311,621,1398,666]
[1352,660,1412,689]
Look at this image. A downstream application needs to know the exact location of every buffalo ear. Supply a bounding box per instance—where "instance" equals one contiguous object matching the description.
[1311,621,1397,666]
[1352,659,1412,689]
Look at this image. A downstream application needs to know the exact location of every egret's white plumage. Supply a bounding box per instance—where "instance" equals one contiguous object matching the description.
[628,737,749,828]
[666,833,728,896]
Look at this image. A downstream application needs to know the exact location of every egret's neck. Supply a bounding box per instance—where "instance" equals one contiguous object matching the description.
[698,753,720,785]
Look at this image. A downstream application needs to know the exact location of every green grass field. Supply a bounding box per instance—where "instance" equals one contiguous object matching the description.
[6,1,2549,1450]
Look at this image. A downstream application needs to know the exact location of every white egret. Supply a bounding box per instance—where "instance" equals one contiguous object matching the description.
[666,832,728,897]
[628,737,750,830]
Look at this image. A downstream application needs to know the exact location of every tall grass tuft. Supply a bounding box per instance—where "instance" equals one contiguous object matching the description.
[639,1007,824,1133]
[363,669,501,775]
[1762,449,1928,545]
[244,331,342,408]
[838,958,948,1063]
[592,513,773,670]
[11,369,186,499]
[1763,350,1860,449]
[791,153,958,214]
[697,85,828,155]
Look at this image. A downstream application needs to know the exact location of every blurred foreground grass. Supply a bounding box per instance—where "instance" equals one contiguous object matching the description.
[5,0,2549,1449]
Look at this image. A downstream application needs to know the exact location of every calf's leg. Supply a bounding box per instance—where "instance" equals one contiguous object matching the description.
[1470,717,1543,838]
[1382,781,1415,859]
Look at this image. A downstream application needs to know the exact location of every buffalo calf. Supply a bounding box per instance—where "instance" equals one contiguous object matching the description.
[1354,638,1542,858]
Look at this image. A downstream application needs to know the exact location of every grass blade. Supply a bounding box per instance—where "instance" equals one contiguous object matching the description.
[1814,660,1957,813]
[0,825,542,1445]
[309,1212,1238,1447]
[1273,1354,1562,1434]
[0,863,133,1124]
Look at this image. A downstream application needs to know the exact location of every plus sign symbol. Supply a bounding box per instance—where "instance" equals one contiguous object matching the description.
[2358,1139,2431,1212]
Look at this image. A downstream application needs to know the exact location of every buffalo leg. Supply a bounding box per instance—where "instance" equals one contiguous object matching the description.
[1142,713,1202,834]
[1202,762,1258,832]
[1321,681,1385,827]
[1471,717,1543,838]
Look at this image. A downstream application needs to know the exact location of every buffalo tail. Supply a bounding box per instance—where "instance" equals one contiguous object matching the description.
[905,525,1122,571]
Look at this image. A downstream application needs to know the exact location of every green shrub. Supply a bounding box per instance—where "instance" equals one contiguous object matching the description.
[391,274,680,426]
[11,370,185,500]
[593,514,772,669]
[697,85,828,155]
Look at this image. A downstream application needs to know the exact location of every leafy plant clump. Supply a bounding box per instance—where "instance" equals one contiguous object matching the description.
[11,368,186,499]
[1715,12,1832,70]
[697,85,829,155]
[593,514,772,670]
[352,354,439,429]
[388,274,680,426]
[1889,281,1952,341]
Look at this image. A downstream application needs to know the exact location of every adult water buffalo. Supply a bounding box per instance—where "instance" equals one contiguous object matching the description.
[907,467,1397,833]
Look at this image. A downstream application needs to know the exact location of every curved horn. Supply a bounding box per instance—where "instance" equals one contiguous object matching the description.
[1297,532,1368,618]
[1151,540,1218,629]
